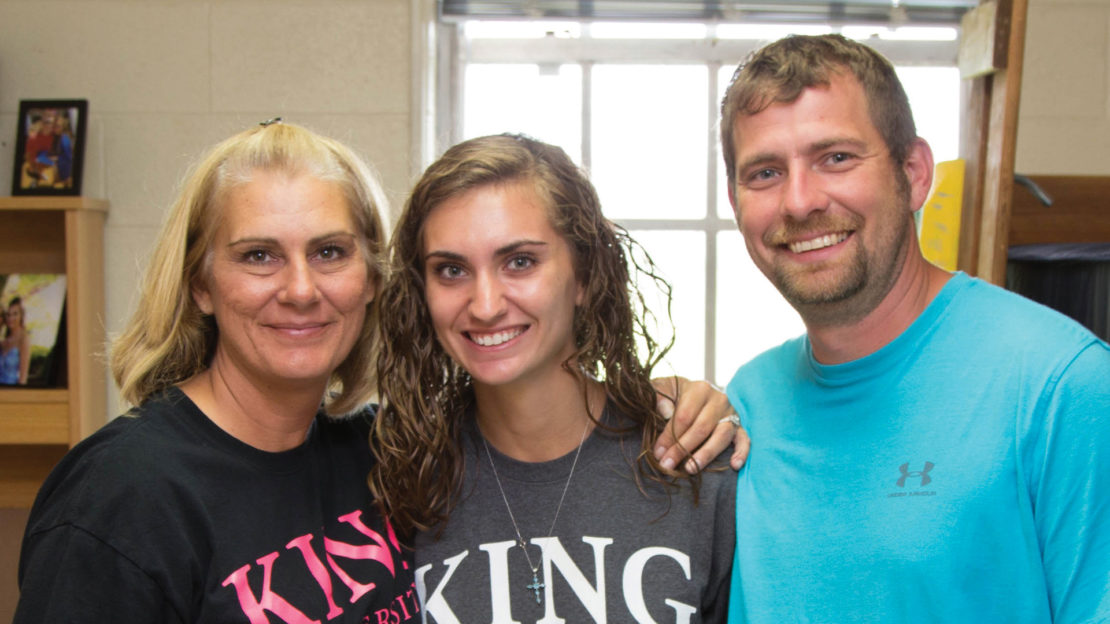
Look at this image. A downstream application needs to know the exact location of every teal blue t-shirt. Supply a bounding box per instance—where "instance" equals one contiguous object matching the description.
[726,272,1110,623]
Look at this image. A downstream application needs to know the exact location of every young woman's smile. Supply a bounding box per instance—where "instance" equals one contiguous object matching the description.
[422,181,583,391]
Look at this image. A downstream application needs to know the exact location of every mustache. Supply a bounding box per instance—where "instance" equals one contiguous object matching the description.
[764,214,861,247]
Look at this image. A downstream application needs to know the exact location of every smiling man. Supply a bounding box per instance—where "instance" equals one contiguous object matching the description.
[719,34,1110,623]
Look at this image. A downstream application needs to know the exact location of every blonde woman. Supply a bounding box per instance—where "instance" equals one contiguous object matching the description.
[16,122,413,623]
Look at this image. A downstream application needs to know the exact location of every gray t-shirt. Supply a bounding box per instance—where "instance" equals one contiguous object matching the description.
[415,407,735,623]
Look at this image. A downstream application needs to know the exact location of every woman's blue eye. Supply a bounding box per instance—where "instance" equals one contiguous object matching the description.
[508,255,534,270]
[437,264,463,279]
[318,245,346,260]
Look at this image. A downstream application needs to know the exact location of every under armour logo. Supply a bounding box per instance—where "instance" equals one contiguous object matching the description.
[897,462,934,487]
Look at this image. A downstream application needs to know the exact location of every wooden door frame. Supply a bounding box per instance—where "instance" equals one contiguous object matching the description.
[956,0,1029,285]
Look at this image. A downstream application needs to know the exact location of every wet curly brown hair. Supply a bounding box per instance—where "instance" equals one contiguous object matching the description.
[369,133,696,537]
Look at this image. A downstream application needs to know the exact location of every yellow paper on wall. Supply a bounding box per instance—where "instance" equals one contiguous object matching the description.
[919,159,965,271]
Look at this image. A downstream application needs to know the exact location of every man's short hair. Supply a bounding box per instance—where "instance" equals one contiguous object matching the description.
[720,34,917,191]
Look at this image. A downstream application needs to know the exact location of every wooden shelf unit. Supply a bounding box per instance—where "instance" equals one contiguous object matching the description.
[1009,175,1110,246]
[0,196,107,508]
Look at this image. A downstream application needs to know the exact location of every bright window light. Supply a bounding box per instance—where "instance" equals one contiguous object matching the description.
[464,20,581,39]
[463,64,583,162]
[631,230,707,380]
[591,65,708,220]
[590,21,708,39]
[716,231,804,384]
[897,66,961,163]
[453,18,961,381]
[716,23,833,40]
[842,26,959,41]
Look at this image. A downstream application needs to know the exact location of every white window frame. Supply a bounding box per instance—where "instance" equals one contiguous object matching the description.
[429,19,960,383]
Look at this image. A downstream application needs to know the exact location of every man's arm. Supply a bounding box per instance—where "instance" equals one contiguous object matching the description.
[652,376,749,473]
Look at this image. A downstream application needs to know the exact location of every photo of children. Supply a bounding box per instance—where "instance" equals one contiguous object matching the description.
[0,274,67,387]
[11,100,87,196]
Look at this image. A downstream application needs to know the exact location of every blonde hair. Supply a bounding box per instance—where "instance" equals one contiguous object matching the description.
[110,122,388,416]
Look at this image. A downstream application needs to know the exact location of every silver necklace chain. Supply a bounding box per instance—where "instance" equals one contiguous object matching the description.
[480,418,591,606]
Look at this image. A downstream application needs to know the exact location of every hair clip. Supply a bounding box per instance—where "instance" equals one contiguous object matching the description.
[259,117,283,127]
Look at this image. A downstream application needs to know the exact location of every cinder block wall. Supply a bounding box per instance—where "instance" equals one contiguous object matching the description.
[0,0,414,414]
[1016,0,1110,174]
[0,1,415,617]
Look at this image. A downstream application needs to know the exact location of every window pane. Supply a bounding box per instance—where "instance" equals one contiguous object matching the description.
[464,21,581,39]
[717,65,738,219]
[455,25,962,393]
[841,26,958,41]
[716,24,832,40]
[591,65,708,220]
[715,230,804,386]
[590,22,707,39]
[463,64,583,162]
[629,230,705,380]
[896,66,960,163]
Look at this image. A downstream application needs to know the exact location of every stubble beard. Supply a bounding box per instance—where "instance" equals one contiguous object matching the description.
[774,236,904,328]
[775,246,868,307]
[766,179,914,328]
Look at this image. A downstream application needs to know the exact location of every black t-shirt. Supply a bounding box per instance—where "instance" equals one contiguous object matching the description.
[15,387,417,623]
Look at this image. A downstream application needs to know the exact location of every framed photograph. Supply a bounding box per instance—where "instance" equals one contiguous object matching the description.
[0,273,68,387]
[10,99,88,196]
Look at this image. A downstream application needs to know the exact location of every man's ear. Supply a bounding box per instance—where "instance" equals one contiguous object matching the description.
[903,137,935,213]
[727,179,748,235]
